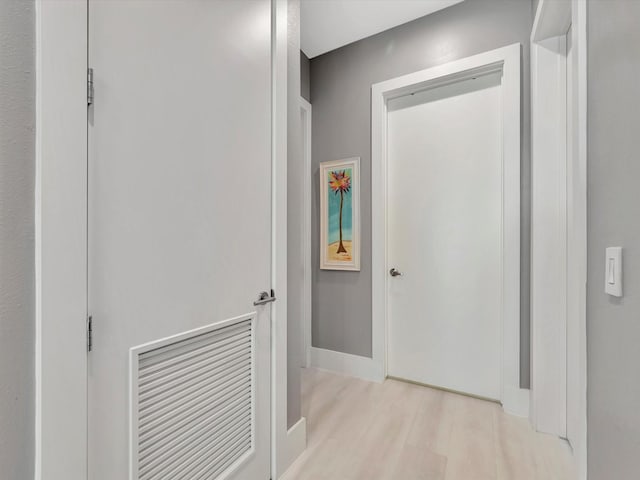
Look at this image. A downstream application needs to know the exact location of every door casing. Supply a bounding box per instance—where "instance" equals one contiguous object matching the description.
[531,0,588,478]
[371,43,528,417]
[300,97,312,369]
[34,1,291,479]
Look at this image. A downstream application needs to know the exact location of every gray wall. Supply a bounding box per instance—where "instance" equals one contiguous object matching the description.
[532,0,540,19]
[587,1,640,477]
[301,51,310,102]
[287,0,303,428]
[310,0,533,386]
[0,1,36,479]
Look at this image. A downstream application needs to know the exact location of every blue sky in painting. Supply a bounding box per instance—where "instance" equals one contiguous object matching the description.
[327,168,353,245]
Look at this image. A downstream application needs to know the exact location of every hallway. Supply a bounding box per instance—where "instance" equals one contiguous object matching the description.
[282,368,575,480]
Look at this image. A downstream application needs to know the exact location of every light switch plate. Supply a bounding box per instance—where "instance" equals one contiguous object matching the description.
[605,247,622,297]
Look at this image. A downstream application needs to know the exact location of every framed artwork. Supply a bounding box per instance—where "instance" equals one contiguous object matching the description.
[320,157,360,271]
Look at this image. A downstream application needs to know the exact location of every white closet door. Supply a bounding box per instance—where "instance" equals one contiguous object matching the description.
[88,1,272,479]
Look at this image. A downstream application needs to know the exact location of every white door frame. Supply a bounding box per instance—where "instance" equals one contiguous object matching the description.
[371,43,529,417]
[271,0,293,477]
[300,97,312,368]
[35,1,291,479]
[35,2,88,478]
[530,0,587,478]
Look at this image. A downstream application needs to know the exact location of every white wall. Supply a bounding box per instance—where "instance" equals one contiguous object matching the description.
[0,1,36,478]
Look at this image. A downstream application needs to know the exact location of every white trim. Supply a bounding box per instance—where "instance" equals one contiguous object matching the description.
[300,98,312,368]
[532,0,572,43]
[371,44,527,416]
[572,2,588,477]
[280,417,307,479]
[310,347,383,383]
[503,385,532,419]
[271,0,290,478]
[531,0,588,477]
[35,1,88,479]
[530,33,568,436]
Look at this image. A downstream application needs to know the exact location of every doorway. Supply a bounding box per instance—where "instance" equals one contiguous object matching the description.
[530,1,588,476]
[371,44,527,415]
[386,72,503,400]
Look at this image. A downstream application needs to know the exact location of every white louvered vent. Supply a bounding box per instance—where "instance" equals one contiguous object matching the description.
[130,315,255,480]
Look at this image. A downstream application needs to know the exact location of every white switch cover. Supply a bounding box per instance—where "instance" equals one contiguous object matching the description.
[605,247,623,297]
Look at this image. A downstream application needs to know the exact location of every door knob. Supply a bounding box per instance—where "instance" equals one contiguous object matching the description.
[389,268,402,277]
[254,289,277,306]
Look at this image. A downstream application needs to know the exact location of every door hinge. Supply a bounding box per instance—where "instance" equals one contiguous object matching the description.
[87,315,93,352]
[87,68,94,106]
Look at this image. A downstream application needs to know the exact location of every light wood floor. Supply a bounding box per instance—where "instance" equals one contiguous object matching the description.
[281,368,575,480]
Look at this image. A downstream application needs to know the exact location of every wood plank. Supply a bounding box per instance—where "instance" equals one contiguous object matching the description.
[282,369,575,480]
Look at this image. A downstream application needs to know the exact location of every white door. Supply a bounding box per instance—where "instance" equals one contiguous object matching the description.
[88,1,272,479]
[387,73,503,400]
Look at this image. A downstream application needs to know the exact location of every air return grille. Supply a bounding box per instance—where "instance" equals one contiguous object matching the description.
[130,316,255,480]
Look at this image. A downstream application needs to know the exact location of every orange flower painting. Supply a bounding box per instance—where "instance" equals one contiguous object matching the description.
[328,169,351,255]
[320,158,360,271]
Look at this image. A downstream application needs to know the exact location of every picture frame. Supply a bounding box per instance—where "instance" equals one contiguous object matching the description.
[319,157,361,271]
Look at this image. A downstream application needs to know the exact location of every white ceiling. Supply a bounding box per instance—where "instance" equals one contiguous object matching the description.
[301,0,464,59]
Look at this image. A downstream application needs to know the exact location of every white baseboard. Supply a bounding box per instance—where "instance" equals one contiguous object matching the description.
[310,347,384,383]
[279,416,307,478]
[503,386,530,418]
